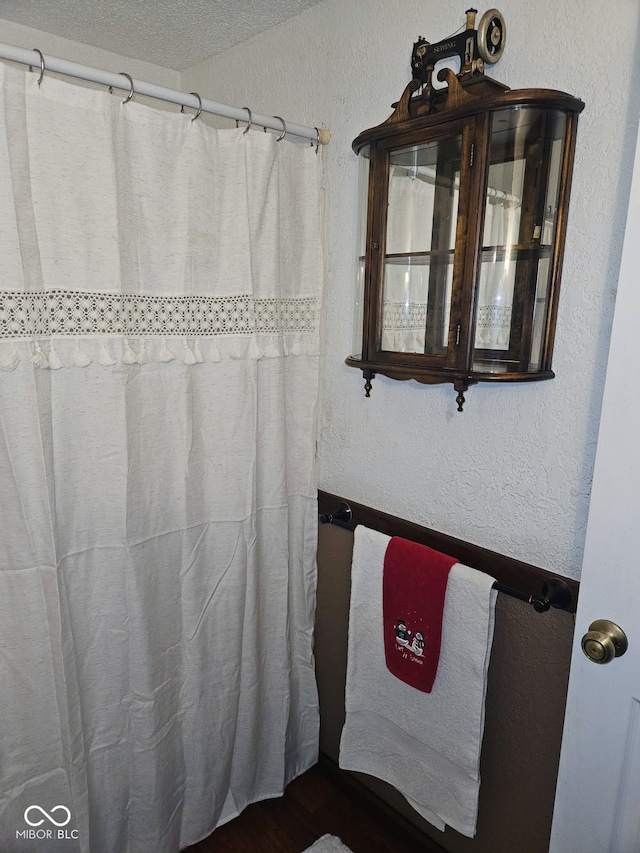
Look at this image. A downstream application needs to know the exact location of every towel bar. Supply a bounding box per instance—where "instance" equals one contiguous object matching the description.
[319,501,572,613]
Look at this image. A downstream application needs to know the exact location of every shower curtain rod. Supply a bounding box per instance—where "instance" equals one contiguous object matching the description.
[0,41,331,146]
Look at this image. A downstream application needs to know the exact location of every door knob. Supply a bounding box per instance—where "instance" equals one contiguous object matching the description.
[581,620,628,664]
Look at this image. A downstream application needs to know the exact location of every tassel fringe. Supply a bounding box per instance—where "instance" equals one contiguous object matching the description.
[72,341,92,367]
[32,342,49,369]
[48,342,64,369]
[0,346,20,371]
[0,336,316,372]
[159,339,175,362]
[182,340,197,365]
[122,339,139,365]
[98,343,116,366]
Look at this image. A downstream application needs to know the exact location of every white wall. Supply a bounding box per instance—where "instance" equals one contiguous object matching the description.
[0,18,181,92]
[184,0,640,580]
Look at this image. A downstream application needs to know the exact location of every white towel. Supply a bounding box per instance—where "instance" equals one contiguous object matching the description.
[339,526,497,838]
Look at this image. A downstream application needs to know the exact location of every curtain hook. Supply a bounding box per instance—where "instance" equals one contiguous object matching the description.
[273,115,286,141]
[242,107,252,134]
[31,48,45,86]
[181,92,202,121]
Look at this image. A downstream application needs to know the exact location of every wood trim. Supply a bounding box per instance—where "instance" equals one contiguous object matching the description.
[353,87,585,154]
[318,489,579,613]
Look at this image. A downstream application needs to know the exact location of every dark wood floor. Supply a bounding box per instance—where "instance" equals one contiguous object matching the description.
[183,760,442,852]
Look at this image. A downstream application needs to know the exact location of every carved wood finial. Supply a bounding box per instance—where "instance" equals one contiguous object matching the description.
[454,377,469,411]
[437,67,474,110]
[363,370,374,397]
[384,79,421,125]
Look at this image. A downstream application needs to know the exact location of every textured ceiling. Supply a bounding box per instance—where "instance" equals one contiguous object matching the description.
[0,0,325,71]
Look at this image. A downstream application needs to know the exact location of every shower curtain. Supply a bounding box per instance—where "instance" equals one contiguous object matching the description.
[0,64,322,852]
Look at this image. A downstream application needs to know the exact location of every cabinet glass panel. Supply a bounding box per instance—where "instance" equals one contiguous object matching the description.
[352,145,370,360]
[381,135,461,354]
[472,108,567,373]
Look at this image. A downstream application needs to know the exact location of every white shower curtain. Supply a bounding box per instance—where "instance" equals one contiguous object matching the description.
[0,64,322,852]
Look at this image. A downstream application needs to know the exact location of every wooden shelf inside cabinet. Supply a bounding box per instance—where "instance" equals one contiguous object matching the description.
[383,250,456,263]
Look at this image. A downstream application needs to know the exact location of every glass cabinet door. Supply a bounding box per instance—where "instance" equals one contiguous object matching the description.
[380,133,463,357]
[472,107,568,374]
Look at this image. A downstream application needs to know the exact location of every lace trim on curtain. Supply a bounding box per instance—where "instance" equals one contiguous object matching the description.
[381,300,428,353]
[475,304,513,340]
[382,300,428,331]
[0,289,319,337]
[0,289,320,370]
[381,299,513,352]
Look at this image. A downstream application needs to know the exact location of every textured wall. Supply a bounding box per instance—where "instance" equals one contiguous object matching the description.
[157,3,640,578]
[3,6,640,581]
[0,18,181,91]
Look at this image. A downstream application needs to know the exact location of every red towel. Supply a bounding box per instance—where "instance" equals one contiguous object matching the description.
[383,537,457,693]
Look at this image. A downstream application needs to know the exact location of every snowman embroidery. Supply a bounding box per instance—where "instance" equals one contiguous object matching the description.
[410,631,425,656]
[394,619,412,647]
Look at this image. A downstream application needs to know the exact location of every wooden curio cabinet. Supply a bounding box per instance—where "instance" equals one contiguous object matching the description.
[346,11,584,410]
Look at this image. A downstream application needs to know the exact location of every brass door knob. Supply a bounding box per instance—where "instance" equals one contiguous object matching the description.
[581,620,628,664]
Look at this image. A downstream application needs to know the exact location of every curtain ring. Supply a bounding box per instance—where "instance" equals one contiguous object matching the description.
[31,48,45,86]
[190,92,202,121]
[273,115,286,141]
[181,92,202,121]
[242,107,252,134]
[118,72,135,104]
[314,127,320,154]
